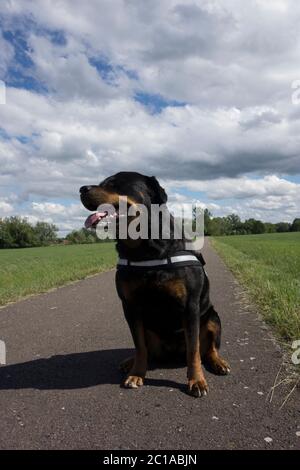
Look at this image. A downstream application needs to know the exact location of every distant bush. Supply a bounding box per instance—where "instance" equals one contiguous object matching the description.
[203,210,299,236]
[276,222,291,233]
[66,228,97,244]
[0,216,58,248]
[291,218,300,232]
[65,228,111,244]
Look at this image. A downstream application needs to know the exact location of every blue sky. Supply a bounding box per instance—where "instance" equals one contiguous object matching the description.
[0,0,300,234]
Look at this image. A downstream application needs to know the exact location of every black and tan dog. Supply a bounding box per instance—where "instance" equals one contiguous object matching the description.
[80,171,230,397]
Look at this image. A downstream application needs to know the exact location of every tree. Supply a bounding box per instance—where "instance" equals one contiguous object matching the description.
[34,221,58,245]
[66,228,98,244]
[244,219,265,234]
[264,223,276,233]
[253,220,266,234]
[209,217,227,236]
[0,219,14,248]
[291,218,300,232]
[0,217,59,248]
[276,222,291,233]
[225,214,243,235]
[204,209,212,236]
[1,216,38,248]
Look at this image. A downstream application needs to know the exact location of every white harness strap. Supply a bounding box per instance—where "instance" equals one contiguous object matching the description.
[117,254,200,268]
[170,255,199,263]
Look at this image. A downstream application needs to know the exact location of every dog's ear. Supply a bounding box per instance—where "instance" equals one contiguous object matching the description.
[147,176,168,204]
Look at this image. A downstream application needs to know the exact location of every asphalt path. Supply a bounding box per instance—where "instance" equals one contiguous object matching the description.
[0,241,299,450]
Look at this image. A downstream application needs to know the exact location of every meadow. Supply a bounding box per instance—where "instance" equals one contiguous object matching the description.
[0,243,117,306]
[212,232,300,341]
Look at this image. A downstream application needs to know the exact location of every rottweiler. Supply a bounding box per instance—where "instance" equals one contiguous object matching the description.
[80,171,230,397]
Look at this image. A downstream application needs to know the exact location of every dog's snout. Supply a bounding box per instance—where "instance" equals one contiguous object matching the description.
[80,185,92,195]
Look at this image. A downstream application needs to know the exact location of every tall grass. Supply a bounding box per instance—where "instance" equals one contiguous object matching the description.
[212,232,300,341]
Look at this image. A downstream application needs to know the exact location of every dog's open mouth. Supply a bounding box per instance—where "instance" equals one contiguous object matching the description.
[84,211,110,229]
[84,199,133,229]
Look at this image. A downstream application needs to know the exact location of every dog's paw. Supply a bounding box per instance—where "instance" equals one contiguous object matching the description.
[187,378,209,398]
[123,375,144,389]
[209,357,231,376]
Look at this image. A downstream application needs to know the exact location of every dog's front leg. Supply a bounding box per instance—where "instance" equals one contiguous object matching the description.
[184,302,209,398]
[123,306,147,389]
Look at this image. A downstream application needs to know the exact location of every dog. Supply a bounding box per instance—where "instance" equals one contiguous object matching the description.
[80,171,230,397]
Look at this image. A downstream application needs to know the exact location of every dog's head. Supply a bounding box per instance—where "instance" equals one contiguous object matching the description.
[80,171,167,229]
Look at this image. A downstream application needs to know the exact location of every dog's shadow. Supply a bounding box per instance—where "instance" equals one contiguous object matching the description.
[0,349,187,392]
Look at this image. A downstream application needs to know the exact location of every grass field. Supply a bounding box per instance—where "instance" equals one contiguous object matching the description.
[0,243,117,306]
[212,232,300,342]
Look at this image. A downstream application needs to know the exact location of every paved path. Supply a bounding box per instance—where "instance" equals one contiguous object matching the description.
[0,242,299,450]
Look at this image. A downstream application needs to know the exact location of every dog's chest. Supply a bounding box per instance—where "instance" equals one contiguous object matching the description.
[117,277,187,305]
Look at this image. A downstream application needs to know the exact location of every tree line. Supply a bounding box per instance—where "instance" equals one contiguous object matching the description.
[0,214,299,248]
[0,216,58,248]
[0,216,107,248]
[65,228,109,244]
[203,210,300,236]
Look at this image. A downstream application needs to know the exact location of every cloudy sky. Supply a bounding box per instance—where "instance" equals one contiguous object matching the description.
[0,0,300,234]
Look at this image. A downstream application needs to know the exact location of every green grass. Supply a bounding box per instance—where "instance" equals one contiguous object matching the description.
[0,243,117,306]
[211,232,300,341]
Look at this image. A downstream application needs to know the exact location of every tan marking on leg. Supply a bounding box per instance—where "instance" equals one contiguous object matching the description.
[200,322,210,359]
[124,322,147,389]
[202,320,230,375]
[184,330,208,398]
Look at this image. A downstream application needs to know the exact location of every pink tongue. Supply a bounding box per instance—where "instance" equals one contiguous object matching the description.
[84,212,108,229]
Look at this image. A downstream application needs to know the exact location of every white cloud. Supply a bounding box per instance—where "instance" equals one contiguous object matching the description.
[168,175,300,222]
[0,200,14,215]
[0,32,14,75]
[171,175,299,200]
[0,0,299,231]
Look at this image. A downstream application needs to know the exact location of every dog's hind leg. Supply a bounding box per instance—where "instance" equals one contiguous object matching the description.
[200,307,230,375]
[184,302,209,398]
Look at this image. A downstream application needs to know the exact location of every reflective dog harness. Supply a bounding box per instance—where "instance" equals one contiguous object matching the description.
[117,251,206,270]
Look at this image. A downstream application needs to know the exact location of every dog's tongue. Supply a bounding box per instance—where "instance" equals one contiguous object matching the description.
[84,212,108,229]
